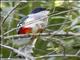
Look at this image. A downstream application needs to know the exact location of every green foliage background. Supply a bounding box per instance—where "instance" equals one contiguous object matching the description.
[0,0,80,60]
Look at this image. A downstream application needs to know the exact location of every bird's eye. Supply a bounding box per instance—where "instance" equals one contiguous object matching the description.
[20,24,22,26]
[17,24,22,27]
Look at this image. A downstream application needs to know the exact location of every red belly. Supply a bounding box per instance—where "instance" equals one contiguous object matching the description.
[18,27,32,34]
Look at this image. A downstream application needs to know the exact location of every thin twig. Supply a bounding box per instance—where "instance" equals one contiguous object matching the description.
[1,2,21,26]
[75,50,80,55]
[35,54,80,59]
[3,27,18,35]
[0,44,26,57]
[49,8,80,17]
[1,32,80,39]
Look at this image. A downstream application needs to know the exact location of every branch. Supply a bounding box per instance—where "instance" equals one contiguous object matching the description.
[49,8,80,17]
[0,44,35,60]
[3,27,18,35]
[1,32,80,39]
[1,2,21,26]
[35,54,80,59]
[0,44,26,57]
[75,50,80,55]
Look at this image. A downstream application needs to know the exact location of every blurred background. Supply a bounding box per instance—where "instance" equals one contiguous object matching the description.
[0,0,80,60]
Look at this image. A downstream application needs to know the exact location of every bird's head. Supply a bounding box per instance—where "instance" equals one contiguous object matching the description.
[31,7,47,14]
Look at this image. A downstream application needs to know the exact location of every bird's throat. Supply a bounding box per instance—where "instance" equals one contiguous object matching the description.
[18,27,32,34]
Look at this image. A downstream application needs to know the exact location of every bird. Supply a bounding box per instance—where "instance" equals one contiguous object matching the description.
[16,7,50,46]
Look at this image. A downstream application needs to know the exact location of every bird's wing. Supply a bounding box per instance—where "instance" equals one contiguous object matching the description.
[17,16,29,28]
